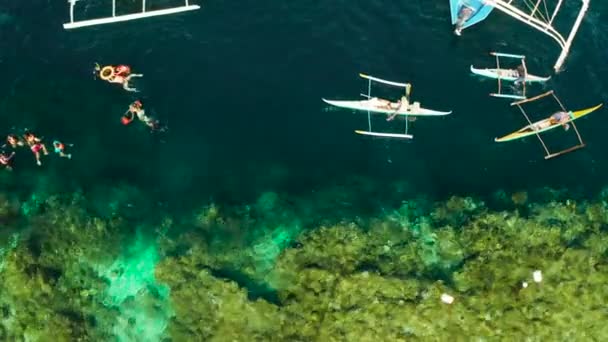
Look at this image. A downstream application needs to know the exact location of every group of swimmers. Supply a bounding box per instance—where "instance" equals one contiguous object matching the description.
[0,63,168,172]
[94,63,167,132]
[0,131,71,170]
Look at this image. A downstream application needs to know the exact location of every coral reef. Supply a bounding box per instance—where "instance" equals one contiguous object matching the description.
[3,187,608,340]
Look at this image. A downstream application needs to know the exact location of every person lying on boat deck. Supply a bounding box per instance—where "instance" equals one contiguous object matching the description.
[454,6,474,36]
[549,111,570,131]
[0,151,15,171]
[530,111,570,132]
[373,98,399,110]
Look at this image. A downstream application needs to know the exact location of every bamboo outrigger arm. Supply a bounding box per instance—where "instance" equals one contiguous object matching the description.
[64,0,200,30]
[485,0,590,73]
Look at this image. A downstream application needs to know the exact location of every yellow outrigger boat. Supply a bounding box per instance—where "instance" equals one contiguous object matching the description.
[496,104,602,142]
[496,90,602,160]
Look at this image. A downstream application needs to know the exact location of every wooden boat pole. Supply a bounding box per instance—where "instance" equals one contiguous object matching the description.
[530,0,542,19]
[551,92,567,111]
[367,79,372,132]
[554,0,590,72]
[496,54,501,95]
[64,4,200,29]
[488,0,566,47]
[69,1,75,23]
[511,90,553,106]
[550,0,564,24]
[521,58,527,96]
[570,122,586,145]
[515,104,552,156]
[545,144,585,159]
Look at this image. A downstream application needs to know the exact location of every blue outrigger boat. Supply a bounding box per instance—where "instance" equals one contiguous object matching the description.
[450,0,494,36]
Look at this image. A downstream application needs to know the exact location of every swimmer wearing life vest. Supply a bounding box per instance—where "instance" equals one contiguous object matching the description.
[0,151,15,171]
[95,63,144,92]
[24,132,48,166]
[52,140,72,159]
[126,100,167,132]
[120,100,144,125]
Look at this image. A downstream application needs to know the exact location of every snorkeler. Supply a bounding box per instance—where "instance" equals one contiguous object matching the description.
[0,151,15,171]
[5,134,24,148]
[123,100,168,132]
[129,100,147,121]
[121,100,145,125]
[95,63,144,92]
[143,116,168,133]
[52,140,72,159]
[23,132,48,166]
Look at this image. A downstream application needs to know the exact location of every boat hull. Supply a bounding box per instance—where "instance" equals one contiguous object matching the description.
[450,0,494,30]
[471,65,551,82]
[495,104,603,142]
[323,98,452,116]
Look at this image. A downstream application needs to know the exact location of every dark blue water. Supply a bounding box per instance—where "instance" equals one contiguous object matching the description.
[1,0,607,207]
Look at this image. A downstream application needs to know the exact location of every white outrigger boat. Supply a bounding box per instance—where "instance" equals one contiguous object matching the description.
[471,52,550,99]
[495,90,602,159]
[64,0,200,30]
[323,74,452,139]
[483,0,590,72]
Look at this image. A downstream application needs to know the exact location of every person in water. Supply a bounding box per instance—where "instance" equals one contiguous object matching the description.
[454,6,474,36]
[52,140,72,159]
[23,132,48,166]
[95,63,144,92]
[121,100,146,125]
[0,151,15,171]
[5,134,24,148]
[122,100,168,132]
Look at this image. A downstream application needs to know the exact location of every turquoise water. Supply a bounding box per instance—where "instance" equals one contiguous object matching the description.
[2,0,608,340]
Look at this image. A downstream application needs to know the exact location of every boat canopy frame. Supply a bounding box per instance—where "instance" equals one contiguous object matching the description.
[485,0,590,73]
[355,73,414,140]
[510,90,585,159]
[64,0,200,30]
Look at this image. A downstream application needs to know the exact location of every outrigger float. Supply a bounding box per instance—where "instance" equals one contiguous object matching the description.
[495,90,602,159]
[323,74,452,139]
[64,0,200,30]
[450,0,495,36]
[452,0,590,73]
[471,52,551,100]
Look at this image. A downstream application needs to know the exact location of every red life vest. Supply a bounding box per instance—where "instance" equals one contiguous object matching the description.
[114,65,131,76]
